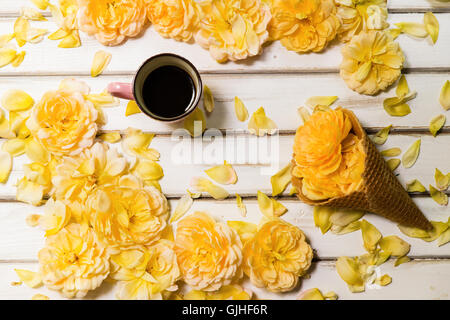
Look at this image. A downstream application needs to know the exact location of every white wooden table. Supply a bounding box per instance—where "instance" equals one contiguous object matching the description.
[0,0,449,300]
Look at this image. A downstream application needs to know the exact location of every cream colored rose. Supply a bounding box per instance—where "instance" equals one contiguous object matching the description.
[26,79,98,157]
[146,0,199,42]
[174,212,243,291]
[87,175,169,251]
[194,0,271,62]
[38,223,110,298]
[52,142,128,203]
[110,240,180,300]
[77,0,148,46]
[243,219,313,292]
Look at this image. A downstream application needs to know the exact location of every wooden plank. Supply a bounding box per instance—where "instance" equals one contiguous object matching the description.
[0,197,448,261]
[0,259,449,300]
[0,13,448,74]
[1,133,449,199]
[0,73,449,133]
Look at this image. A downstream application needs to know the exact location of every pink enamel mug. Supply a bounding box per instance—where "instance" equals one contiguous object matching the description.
[107,53,203,122]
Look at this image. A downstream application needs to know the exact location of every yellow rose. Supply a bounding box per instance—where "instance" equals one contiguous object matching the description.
[174,212,243,291]
[336,0,388,42]
[269,0,341,53]
[110,240,180,300]
[38,223,110,298]
[87,175,169,251]
[52,142,128,203]
[26,79,98,157]
[194,0,272,62]
[340,30,404,95]
[78,0,148,46]
[146,0,199,42]
[243,219,313,292]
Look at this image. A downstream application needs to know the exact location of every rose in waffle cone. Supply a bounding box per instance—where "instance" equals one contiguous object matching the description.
[292,108,431,230]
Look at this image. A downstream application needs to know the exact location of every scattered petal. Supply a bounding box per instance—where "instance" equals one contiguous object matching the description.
[16,178,44,206]
[272,198,287,217]
[372,125,392,145]
[270,162,293,196]
[439,80,450,111]
[133,159,164,181]
[190,177,228,200]
[0,45,17,68]
[26,28,48,43]
[170,194,193,223]
[402,139,421,168]
[25,138,49,164]
[424,12,439,44]
[86,91,120,107]
[122,128,159,161]
[336,256,364,290]
[395,22,428,38]
[398,224,430,239]
[435,168,449,190]
[234,96,248,122]
[91,50,111,77]
[125,100,142,116]
[330,209,365,227]
[394,256,411,267]
[26,214,41,227]
[305,96,338,108]
[48,28,69,40]
[227,220,257,244]
[429,185,448,206]
[383,91,416,117]
[205,161,237,185]
[236,194,246,217]
[1,89,34,111]
[0,34,14,47]
[2,138,26,157]
[313,206,334,234]
[203,85,214,113]
[257,190,274,218]
[32,294,49,300]
[423,221,449,241]
[406,179,426,192]
[380,147,401,157]
[14,269,42,288]
[437,228,450,247]
[0,151,12,183]
[248,107,277,136]
[183,107,206,137]
[20,7,47,21]
[360,219,382,253]
[99,131,121,143]
[375,274,392,286]
[379,236,410,257]
[298,288,325,300]
[429,114,446,137]
[387,158,401,171]
[31,0,49,10]
[396,75,410,97]
[14,17,30,47]
[58,30,81,48]
[11,51,25,67]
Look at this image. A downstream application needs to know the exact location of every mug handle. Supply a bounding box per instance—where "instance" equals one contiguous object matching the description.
[107,82,134,100]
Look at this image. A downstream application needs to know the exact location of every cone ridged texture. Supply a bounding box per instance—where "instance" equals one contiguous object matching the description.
[292,109,432,230]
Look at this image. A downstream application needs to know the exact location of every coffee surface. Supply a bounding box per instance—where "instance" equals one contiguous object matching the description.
[142,65,195,119]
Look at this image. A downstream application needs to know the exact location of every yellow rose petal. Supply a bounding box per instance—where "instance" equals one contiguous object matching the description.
[32,294,49,300]
[270,162,293,196]
[313,206,334,234]
[439,80,450,111]
[170,194,194,223]
[20,7,47,21]
[11,51,25,68]
[0,34,14,47]
[298,288,325,300]
[435,168,449,190]
[360,219,382,253]
[31,0,49,10]
[133,159,163,181]
[14,269,42,288]
[91,50,111,77]
[424,12,439,44]
[203,85,214,113]
[25,138,49,164]
[398,224,430,238]
[395,22,428,38]
[2,138,26,157]
[14,17,30,47]
[372,125,392,145]
[236,194,246,217]
[99,131,121,143]
[234,96,248,122]
[331,221,361,235]
[437,228,450,247]
[429,114,446,137]
[394,255,411,267]
[402,139,421,168]
[125,100,142,116]
[86,91,120,107]
[305,96,338,109]
[379,236,410,257]
[375,274,392,286]
[272,198,287,217]
[26,28,48,43]
[227,220,257,244]
[297,107,311,123]
[257,190,273,218]
[183,107,206,137]
[406,179,426,192]
[204,161,237,185]
[423,221,449,242]
[248,107,277,136]
[0,46,17,68]
[48,28,70,40]
[58,30,81,48]
[429,185,448,206]
[190,177,228,200]
[330,209,365,227]
[336,256,364,290]
[16,178,44,206]
[384,102,411,117]
[380,147,402,157]
[122,128,159,160]
[387,159,401,171]
[0,151,12,183]
[396,75,410,97]
[26,214,41,227]
[1,89,34,111]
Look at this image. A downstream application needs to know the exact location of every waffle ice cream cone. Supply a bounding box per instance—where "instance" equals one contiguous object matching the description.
[292,109,432,230]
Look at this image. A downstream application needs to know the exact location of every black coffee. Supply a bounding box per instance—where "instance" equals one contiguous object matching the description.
[142,65,195,119]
